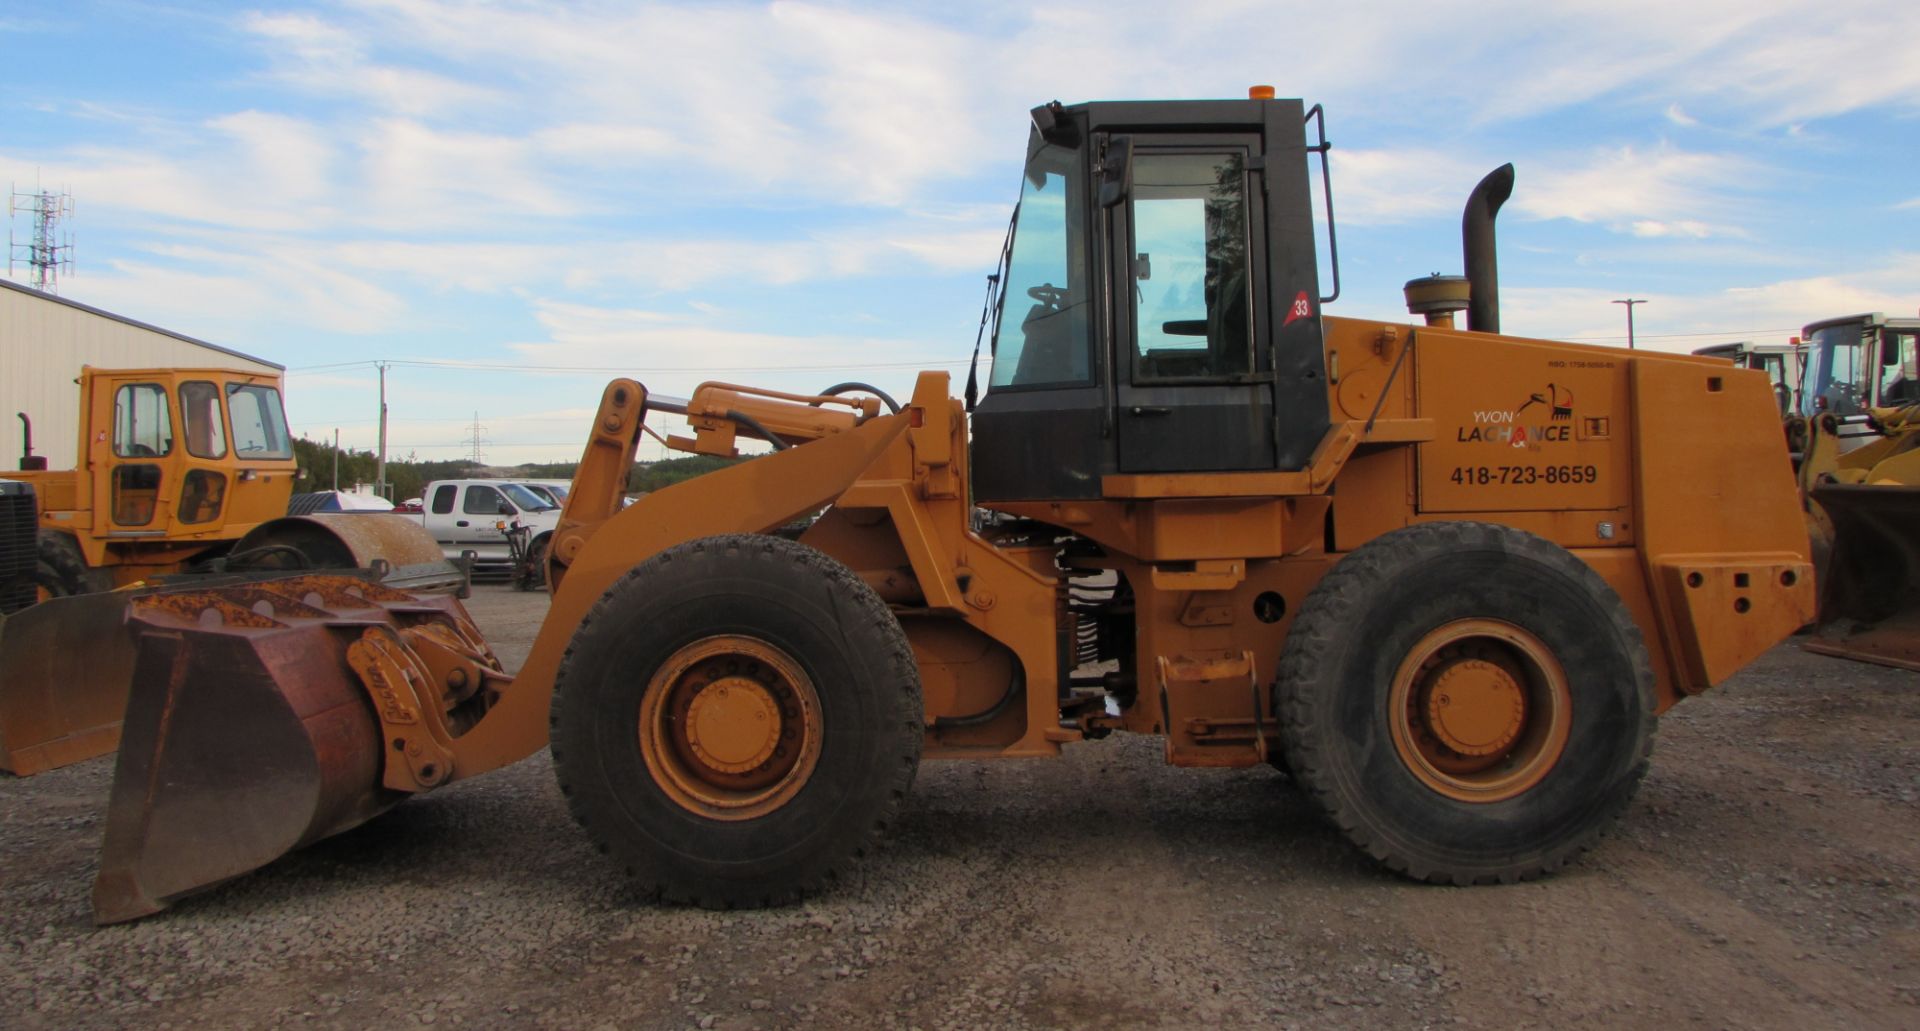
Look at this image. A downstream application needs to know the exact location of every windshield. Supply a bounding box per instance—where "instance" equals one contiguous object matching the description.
[500,482,554,512]
[1799,323,1865,417]
[988,131,1090,389]
[225,383,293,459]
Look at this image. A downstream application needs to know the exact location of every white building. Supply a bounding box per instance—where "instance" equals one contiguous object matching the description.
[1,279,280,471]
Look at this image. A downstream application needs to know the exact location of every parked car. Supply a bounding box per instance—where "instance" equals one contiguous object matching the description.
[510,479,573,508]
[405,480,562,579]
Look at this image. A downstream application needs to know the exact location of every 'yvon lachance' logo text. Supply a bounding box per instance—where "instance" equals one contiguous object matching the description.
[1458,384,1574,450]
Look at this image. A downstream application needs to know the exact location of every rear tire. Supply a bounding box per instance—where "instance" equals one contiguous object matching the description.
[1276,522,1654,884]
[550,533,922,907]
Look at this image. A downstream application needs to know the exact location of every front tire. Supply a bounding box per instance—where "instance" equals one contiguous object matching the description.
[1277,522,1655,884]
[34,531,93,600]
[550,534,922,907]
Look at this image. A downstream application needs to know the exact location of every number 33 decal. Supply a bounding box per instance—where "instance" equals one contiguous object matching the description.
[1283,291,1313,326]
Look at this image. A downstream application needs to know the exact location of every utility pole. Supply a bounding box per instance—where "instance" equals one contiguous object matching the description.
[374,362,389,499]
[1612,298,1646,349]
[332,428,340,491]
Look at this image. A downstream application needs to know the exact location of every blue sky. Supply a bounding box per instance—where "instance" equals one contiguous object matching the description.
[5,0,1918,469]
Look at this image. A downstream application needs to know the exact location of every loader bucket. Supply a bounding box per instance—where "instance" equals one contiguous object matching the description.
[91,576,490,924]
[1804,482,1920,671]
[0,592,142,775]
[0,515,466,777]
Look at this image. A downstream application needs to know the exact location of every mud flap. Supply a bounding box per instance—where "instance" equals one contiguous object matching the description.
[90,576,494,924]
[1805,483,1920,670]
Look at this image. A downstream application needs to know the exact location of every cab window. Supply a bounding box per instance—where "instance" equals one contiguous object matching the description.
[178,470,227,524]
[225,384,293,459]
[430,485,458,514]
[113,383,174,458]
[111,465,163,526]
[1878,332,1920,406]
[1130,152,1253,380]
[463,485,509,516]
[179,381,228,459]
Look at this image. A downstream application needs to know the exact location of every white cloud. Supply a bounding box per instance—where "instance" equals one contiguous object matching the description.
[1323,149,1484,226]
[69,244,407,339]
[243,11,497,117]
[1498,252,1920,352]
[1630,220,1713,239]
[1512,145,1754,237]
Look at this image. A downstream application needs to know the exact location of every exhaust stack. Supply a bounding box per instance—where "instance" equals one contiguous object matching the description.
[18,413,46,471]
[1463,164,1515,334]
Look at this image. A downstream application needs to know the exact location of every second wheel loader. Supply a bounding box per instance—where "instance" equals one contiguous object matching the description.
[79,92,1814,924]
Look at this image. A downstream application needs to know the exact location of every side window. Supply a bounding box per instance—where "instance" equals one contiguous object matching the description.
[111,464,163,526]
[1878,332,1920,406]
[179,381,228,459]
[463,485,507,515]
[225,384,293,458]
[431,485,458,514]
[178,470,227,524]
[113,383,174,458]
[1130,152,1252,381]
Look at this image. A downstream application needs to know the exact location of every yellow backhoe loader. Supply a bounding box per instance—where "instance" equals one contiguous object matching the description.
[0,365,455,775]
[77,93,1814,924]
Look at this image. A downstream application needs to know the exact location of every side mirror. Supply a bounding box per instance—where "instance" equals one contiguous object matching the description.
[1099,135,1134,209]
[1882,339,1904,367]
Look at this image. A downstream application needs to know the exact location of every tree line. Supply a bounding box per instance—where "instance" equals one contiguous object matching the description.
[291,437,743,501]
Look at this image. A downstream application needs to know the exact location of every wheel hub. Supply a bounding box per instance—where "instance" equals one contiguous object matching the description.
[685,678,782,774]
[1387,618,1573,803]
[1424,659,1525,757]
[639,635,823,821]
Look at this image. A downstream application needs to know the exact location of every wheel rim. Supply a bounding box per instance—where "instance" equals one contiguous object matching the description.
[639,635,823,821]
[1387,618,1571,803]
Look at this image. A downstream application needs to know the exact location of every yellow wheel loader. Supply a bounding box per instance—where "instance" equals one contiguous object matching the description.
[1794,401,1920,669]
[1766,314,1920,670]
[0,365,457,776]
[79,93,1814,924]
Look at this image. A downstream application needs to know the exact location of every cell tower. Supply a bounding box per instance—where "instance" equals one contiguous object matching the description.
[8,185,75,294]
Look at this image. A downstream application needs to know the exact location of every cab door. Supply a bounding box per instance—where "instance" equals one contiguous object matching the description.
[95,378,176,536]
[170,380,232,534]
[1110,137,1277,473]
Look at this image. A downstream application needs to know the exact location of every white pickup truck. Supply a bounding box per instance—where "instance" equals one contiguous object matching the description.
[411,480,562,577]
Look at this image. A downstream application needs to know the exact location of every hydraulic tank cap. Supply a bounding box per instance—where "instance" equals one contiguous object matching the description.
[1404,274,1471,329]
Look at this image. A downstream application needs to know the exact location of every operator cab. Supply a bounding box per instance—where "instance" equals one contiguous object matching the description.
[971,96,1331,501]
[1797,313,1920,450]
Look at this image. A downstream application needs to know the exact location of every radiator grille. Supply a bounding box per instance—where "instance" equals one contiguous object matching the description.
[0,480,38,613]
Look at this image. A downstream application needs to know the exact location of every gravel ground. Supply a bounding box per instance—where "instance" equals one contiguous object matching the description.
[4,584,1920,1030]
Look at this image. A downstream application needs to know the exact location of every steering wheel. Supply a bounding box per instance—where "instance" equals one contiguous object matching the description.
[1026,283,1068,312]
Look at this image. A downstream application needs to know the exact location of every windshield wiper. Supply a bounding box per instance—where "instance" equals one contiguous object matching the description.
[964,206,1018,412]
